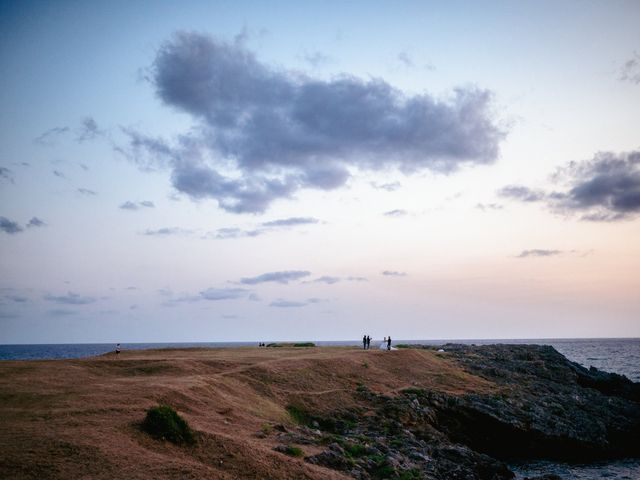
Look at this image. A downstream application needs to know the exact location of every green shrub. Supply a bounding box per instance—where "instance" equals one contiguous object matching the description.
[401,387,424,396]
[292,342,315,347]
[344,442,367,458]
[286,404,313,425]
[141,404,194,445]
[397,468,422,479]
[283,445,304,457]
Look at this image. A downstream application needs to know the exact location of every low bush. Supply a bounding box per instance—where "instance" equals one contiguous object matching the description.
[283,445,304,457]
[141,404,195,445]
[343,442,367,458]
[286,404,313,425]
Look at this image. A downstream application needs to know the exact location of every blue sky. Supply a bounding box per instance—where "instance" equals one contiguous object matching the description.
[1,1,639,343]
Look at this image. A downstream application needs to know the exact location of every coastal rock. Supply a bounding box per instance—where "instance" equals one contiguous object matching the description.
[429,344,640,461]
[285,345,639,479]
[523,475,562,480]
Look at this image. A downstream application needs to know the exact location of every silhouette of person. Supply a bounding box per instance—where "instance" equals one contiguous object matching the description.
[363,335,367,350]
[366,335,371,350]
[387,336,391,351]
[115,343,121,356]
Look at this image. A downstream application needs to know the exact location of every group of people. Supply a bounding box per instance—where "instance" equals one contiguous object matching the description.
[362,335,393,350]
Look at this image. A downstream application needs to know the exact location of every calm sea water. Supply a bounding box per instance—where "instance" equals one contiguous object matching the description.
[1,338,638,479]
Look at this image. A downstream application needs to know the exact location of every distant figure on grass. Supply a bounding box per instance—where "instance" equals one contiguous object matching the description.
[363,335,367,350]
[366,335,371,349]
[387,336,392,351]
[115,343,121,356]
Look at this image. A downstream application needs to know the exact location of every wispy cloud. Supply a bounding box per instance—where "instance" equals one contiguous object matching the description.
[120,201,137,210]
[5,294,29,303]
[261,217,319,227]
[313,276,340,284]
[119,200,155,210]
[27,217,46,228]
[47,309,78,316]
[370,181,401,192]
[162,286,251,305]
[77,188,97,196]
[200,287,249,300]
[383,209,408,217]
[34,126,70,146]
[301,50,333,68]
[346,276,368,282]
[269,297,322,308]
[0,167,14,184]
[516,249,562,258]
[207,216,320,240]
[397,51,414,68]
[44,292,97,305]
[0,216,23,234]
[382,270,407,277]
[619,51,640,84]
[476,203,503,211]
[206,227,263,239]
[498,185,545,202]
[76,117,105,142]
[143,227,192,236]
[240,270,311,285]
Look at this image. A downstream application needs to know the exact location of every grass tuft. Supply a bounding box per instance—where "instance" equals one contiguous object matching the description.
[283,445,304,457]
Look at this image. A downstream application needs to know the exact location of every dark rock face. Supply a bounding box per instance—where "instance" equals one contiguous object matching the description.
[435,344,640,461]
[274,345,640,479]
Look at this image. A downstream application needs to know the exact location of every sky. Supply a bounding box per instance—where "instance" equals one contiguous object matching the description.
[1,0,639,343]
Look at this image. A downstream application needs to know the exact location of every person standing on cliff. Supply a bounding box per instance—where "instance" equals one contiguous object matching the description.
[366,335,371,349]
[363,335,367,350]
[387,336,391,350]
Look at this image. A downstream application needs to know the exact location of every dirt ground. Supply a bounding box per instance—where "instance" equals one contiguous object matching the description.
[0,346,493,479]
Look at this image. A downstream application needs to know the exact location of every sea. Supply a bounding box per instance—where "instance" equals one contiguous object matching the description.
[1,337,638,479]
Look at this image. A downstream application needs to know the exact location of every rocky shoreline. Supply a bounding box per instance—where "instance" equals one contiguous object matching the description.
[1,344,638,479]
[267,344,640,479]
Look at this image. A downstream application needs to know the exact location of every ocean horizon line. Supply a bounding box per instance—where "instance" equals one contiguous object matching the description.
[2,336,639,346]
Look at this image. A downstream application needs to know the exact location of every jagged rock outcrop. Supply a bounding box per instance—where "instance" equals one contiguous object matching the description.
[282,344,640,479]
[434,344,640,461]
